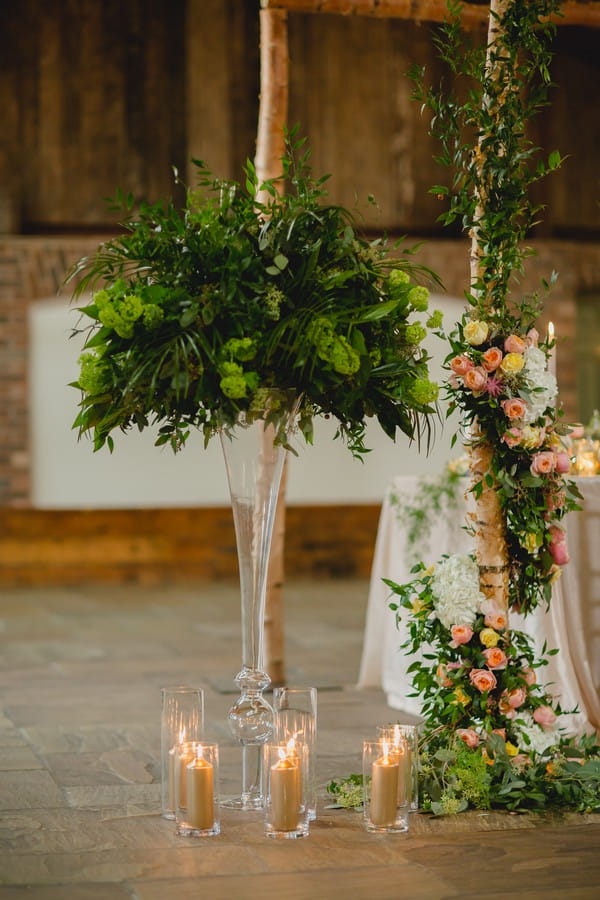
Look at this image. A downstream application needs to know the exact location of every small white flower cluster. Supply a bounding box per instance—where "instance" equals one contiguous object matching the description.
[521,346,558,424]
[431,554,485,629]
[514,710,559,756]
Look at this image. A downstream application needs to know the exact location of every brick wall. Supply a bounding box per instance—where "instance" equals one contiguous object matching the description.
[1,235,599,507]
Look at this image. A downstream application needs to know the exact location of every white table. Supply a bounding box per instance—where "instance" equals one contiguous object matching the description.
[358,474,600,735]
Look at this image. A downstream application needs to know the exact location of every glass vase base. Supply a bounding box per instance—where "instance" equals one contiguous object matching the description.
[265,825,309,840]
[161,811,176,821]
[176,822,220,838]
[221,795,265,811]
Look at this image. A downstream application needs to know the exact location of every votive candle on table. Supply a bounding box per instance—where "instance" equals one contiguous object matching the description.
[370,742,399,826]
[377,722,418,809]
[176,742,220,837]
[265,743,310,839]
[362,739,408,833]
[160,686,204,819]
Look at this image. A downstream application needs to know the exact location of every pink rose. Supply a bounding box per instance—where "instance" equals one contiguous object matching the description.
[481,347,503,372]
[554,451,571,474]
[469,668,497,693]
[492,728,506,739]
[450,355,474,376]
[502,398,527,420]
[447,662,463,671]
[502,427,522,449]
[549,525,569,565]
[450,624,474,647]
[504,334,526,354]
[550,540,569,566]
[530,451,556,476]
[483,648,508,670]
[507,687,527,708]
[533,705,557,728]
[511,753,532,769]
[464,366,488,392]
[522,668,536,686]
[526,328,539,347]
[456,728,480,749]
[499,694,517,719]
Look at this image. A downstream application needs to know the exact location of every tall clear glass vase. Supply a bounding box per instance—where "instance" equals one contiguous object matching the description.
[219,392,300,810]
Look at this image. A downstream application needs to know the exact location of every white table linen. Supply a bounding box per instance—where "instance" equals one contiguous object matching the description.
[358,474,600,735]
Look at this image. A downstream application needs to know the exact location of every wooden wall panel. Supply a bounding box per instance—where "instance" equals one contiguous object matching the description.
[0,505,381,586]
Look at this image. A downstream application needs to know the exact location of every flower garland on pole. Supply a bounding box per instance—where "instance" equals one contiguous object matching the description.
[381,0,600,815]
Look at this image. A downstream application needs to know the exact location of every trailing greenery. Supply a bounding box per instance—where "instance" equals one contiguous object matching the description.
[388,455,469,567]
[68,133,441,457]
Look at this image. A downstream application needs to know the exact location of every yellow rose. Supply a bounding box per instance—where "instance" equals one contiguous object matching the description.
[411,596,426,614]
[463,320,489,346]
[424,564,436,577]
[450,688,471,706]
[479,627,500,648]
[499,352,525,376]
[520,425,543,450]
[520,532,540,554]
[505,742,519,757]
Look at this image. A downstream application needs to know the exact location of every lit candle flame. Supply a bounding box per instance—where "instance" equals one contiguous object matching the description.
[195,743,205,761]
[548,321,555,343]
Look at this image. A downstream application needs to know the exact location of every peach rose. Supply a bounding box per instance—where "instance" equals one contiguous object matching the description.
[507,687,527,708]
[502,397,527,420]
[463,320,489,346]
[522,668,536,686]
[530,451,556,476]
[499,695,517,719]
[483,647,508,670]
[500,352,525,376]
[511,753,532,769]
[545,489,566,512]
[450,624,474,647]
[504,334,526,354]
[469,668,497,693]
[502,427,522,449]
[533,705,557,728]
[481,347,503,372]
[484,610,507,632]
[492,728,506,739]
[450,355,474,376]
[464,366,488,392]
[456,728,480,749]
[435,663,453,688]
[554,451,571,474]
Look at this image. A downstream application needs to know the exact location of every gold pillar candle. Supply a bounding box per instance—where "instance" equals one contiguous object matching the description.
[186,751,215,830]
[270,755,301,831]
[370,748,399,827]
[178,742,196,808]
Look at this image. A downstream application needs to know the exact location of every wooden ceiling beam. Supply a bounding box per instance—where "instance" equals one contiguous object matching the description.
[261,1,600,28]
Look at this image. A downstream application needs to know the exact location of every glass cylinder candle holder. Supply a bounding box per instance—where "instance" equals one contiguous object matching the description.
[362,739,409,834]
[175,742,220,837]
[264,742,310,839]
[575,439,600,476]
[273,687,317,820]
[161,686,205,819]
[377,722,420,811]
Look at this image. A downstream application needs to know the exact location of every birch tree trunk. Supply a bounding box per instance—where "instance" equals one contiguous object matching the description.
[255,8,290,685]
[469,0,511,612]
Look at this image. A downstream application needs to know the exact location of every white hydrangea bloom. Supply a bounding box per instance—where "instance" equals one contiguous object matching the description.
[513,710,560,756]
[521,346,557,424]
[431,554,485,629]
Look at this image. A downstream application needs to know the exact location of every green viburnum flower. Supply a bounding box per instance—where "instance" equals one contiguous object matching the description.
[410,378,439,405]
[219,375,247,399]
[427,309,443,329]
[78,352,109,395]
[388,269,410,296]
[405,323,427,345]
[440,794,464,816]
[142,304,164,328]
[408,285,429,311]
[329,335,361,376]
[223,337,257,362]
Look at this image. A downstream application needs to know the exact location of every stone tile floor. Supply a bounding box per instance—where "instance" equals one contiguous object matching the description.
[0,578,599,899]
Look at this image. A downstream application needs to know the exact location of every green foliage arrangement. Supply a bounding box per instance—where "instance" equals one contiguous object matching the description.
[68,134,441,457]
[385,564,600,815]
